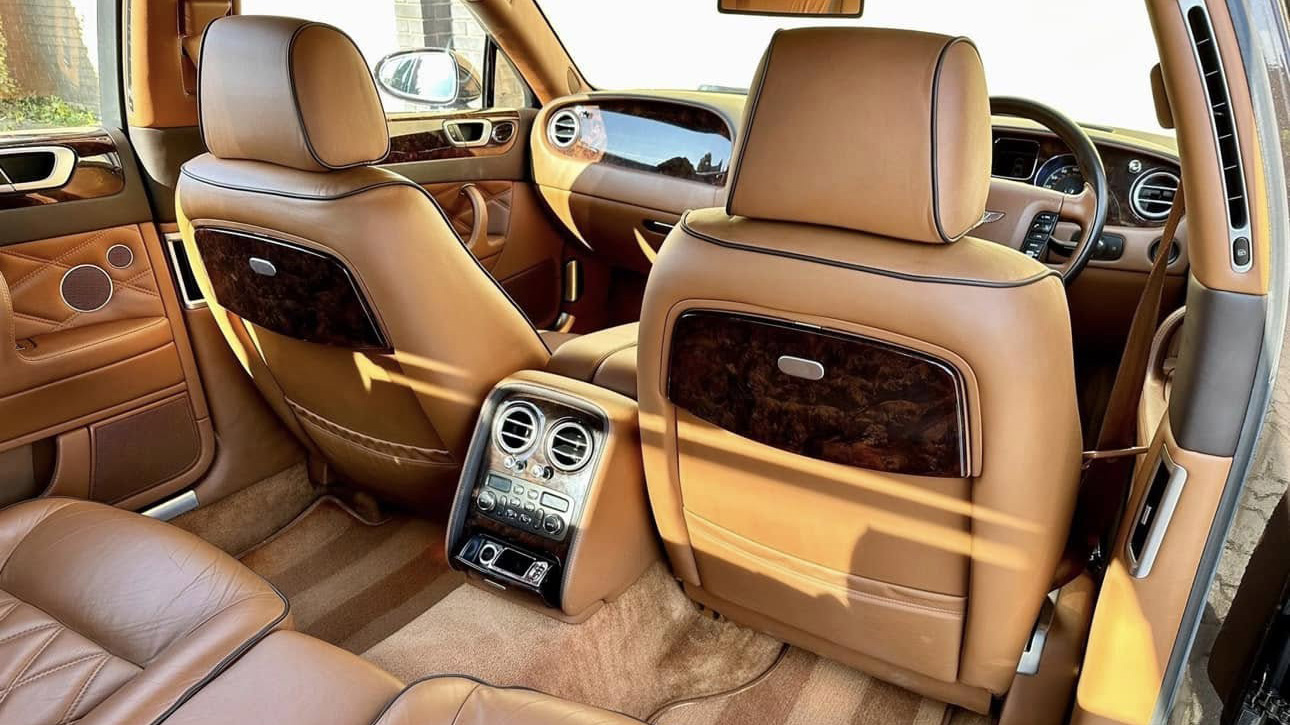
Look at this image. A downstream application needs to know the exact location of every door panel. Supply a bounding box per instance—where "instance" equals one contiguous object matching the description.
[0,131,215,509]
[386,109,567,328]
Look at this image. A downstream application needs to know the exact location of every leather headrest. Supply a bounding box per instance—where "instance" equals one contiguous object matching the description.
[726,28,991,243]
[199,16,390,172]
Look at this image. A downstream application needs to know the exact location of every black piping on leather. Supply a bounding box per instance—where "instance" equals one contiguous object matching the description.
[148,582,291,725]
[929,37,981,243]
[365,673,648,725]
[722,31,778,217]
[679,212,1060,289]
[179,165,554,354]
[197,18,391,172]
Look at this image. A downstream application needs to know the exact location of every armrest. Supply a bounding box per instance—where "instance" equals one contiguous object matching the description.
[544,323,638,400]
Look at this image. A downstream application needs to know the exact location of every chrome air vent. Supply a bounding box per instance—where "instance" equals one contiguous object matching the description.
[493,401,543,455]
[1183,0,1251,271]
[548,109,580,148]
[1130,170,1180,221]
[545,419,593,472]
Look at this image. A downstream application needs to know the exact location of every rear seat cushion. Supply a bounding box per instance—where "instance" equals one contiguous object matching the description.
[0,498,289,725]
[168,629,642,724]
[377,677,644,724]
[164,631,401,725]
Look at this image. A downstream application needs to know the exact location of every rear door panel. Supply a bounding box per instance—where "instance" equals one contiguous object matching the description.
[0,129,215,508]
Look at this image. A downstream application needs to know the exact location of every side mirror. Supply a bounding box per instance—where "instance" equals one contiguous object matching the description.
[374,49,464,106]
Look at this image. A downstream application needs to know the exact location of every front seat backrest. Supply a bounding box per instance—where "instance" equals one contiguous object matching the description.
[637,27,1082,710]
[177,16,550,510]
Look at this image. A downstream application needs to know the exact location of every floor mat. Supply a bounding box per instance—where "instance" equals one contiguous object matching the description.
[170,463,318,556]
[238,496,462,653]
[651,647,953,725]
[362,563,783,719]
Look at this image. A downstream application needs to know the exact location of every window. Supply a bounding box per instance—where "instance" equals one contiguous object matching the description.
[0,0,103,132]
[538,0,1170,135]
[241,0,531,114]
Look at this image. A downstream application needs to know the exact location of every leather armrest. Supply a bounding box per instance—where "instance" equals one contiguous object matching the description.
[544,323,638,400]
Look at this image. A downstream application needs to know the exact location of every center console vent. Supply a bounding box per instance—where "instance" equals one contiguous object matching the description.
[546,419,593,472]
[494,401,542,455]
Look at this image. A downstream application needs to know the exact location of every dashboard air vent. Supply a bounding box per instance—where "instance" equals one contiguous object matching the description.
[1185,4,1248,232]
[548,109,580,148]
[493,401,542,455]
[1130,170,1180,221]
[545,420,593,472]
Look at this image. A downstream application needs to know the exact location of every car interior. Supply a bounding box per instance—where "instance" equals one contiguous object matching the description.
[0,0,1286,723]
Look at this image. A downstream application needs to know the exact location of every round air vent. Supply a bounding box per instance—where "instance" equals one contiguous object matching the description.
[545,419,593,472]
[547,109,580,148]
[491,121,515,145]
[493,401,543,455]
[1130,169,1180,221]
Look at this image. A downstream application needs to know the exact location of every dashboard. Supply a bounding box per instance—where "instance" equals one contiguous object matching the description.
[990,127,1181,229]
[531,91,1183,279]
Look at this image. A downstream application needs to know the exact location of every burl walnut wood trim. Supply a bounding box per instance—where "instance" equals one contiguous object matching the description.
[667,310,970,478]
[192,227,389,351]
[551,99,733,187]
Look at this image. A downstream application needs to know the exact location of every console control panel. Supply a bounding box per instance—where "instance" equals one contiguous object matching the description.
[457,534,556,594]
[474,472,572,541]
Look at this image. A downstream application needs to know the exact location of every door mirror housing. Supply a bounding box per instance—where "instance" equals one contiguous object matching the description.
[374,49,481,106]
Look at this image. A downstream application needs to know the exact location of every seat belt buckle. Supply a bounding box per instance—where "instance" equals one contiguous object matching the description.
[1081,446,1150,470]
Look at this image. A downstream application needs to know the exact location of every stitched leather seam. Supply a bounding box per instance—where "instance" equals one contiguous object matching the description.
[687,511,964,616]
[288,400,455,465]
[58,652,109,724]
[3,651,109,694]
[16,319,168,364]
[7,230,115,291]
[0,626,62,708]
[0,621,60,647]
[449,683,481,725]
[679,213,1058,290]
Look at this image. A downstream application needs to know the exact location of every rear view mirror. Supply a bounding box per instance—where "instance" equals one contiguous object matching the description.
[374,49,461,105]
[717,0,863,17]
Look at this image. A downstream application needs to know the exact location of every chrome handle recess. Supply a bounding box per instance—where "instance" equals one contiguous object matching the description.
[0,145,77,193]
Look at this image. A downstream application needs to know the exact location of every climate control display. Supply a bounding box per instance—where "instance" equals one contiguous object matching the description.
[475,472,571,540]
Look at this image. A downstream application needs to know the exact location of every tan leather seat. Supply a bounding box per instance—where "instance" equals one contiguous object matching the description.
[637,28,1082,711]
[176,16,555,510]
[0,498,288,725]
[167,630,642,724]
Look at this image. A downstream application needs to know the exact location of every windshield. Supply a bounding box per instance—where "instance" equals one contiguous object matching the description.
[536,0,1168,134]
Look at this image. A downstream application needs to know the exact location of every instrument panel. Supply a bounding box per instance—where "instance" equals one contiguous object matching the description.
[990,129,1180,228]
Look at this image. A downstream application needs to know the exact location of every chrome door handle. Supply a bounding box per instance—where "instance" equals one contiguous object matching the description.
[0,146,77,193]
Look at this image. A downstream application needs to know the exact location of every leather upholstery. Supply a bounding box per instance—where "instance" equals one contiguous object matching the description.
[378,677,642,724]
[199,16,389,172]
[169,630,643,724]
[179,16,554,509]
[638,27,1081,707]
[546,323,639,399]
[0,498,288,725]
[726,28,991,244]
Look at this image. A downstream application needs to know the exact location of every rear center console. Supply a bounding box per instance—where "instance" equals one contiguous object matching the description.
[447,370,656,619]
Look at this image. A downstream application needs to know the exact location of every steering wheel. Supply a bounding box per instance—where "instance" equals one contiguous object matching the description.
[990,97,1109,286]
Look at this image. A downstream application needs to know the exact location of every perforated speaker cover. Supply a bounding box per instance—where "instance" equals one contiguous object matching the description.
[106,244,134,269]
[60,265,113,312]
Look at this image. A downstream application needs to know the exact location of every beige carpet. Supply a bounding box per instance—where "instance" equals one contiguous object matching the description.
[171,463,319,556]
[237,496,462,653]
[651,646,973,725]
[363,563,784,719]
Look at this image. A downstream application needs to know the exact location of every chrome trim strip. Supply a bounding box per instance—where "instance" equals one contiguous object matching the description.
[1126,448,1189,579]
[140,490,199,521]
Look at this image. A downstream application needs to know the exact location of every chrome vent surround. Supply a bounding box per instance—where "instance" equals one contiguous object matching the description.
[1181,0,1251,271]
[493,401,543,455]
[548,109,580,148]
[545,419,593,472]
[1130,170,1181,221]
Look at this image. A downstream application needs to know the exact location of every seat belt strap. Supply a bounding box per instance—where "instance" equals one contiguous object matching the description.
[1071,182,1186,567]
